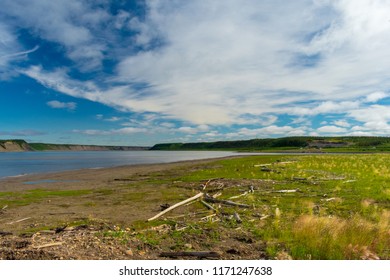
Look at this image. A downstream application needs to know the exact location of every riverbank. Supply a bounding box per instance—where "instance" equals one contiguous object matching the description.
[1,154,389,260]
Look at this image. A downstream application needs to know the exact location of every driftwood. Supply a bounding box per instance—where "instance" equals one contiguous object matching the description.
[148,192,204,221]
[159,251,220,258]
[343,180,357,183]
[274,189,299,193]
[166,210,210,220]
[200,200,217,212]
[204,196,250,208]
[212,192,222,198]
[200,213,217,221]
[33,242,63,249]
[229,191,248,200]
[6,217,31,225]
[2,205,8,210]
[233,212,242,223]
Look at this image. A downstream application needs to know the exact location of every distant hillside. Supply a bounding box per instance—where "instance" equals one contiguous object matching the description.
[151,136,390,152]
[0,140,149,152]
[0,140,32,152]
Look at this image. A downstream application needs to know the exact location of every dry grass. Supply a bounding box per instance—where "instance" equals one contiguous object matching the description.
[291,212,390,259]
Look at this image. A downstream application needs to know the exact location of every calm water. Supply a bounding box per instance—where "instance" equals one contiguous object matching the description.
[0,150,238,179]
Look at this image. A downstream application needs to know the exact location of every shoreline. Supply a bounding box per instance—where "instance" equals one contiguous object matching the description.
[1,153,389,260]
[0,155,246,192]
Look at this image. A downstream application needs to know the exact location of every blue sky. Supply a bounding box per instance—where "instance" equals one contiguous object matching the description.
[1,0,390,146]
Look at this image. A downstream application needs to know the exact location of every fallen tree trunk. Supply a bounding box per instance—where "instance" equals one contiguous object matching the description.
[204,195,250,208]
[200,200,218,212]
[148,192,204,221]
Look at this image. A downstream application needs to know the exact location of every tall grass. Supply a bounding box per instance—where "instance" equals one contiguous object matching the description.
[290,211,389,259]
[178,154,390,259]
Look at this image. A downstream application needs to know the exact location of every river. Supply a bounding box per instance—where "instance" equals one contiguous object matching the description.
[0,150,241,179]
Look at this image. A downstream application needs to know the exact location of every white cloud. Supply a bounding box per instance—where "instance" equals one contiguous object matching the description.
[47,100,77,111]
[364,91,389,103]
[317,125,347,133]
[105,117,121,122]
[237,125,303,137]
[1,0,111,70]
[332,120,351,128]
[178,125,210,134]
[74,126,147,136]
[0,24,39,79]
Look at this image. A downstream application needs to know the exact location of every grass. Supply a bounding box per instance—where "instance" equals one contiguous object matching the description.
[0,189,93,206]
[172,154,390,259]
[2,153,389,259]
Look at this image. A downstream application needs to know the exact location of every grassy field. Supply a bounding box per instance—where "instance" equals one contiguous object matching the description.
[131,154,390,259]
[1,154,389,259]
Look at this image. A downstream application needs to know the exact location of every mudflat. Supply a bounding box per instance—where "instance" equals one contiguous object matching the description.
[1,156,263,260]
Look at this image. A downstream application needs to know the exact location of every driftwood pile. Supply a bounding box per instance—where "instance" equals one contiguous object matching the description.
[147,178,256,259]
[147,179,252,223]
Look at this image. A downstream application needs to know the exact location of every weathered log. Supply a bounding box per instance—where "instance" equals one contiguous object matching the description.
[204,196,250,208]
[229,191,248,200]
[33,242,63,249]
[200,200,217,212]
[159,251,220,258]
[6,217,31,225]
[233,212,242,223]
[148,192,204,221]
[274,189,299,193]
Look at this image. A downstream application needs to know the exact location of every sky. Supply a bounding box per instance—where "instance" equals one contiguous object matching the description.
[1,0,390,146]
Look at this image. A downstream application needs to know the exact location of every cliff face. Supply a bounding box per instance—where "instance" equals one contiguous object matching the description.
[0,140,149,152]
[0,140,31,152]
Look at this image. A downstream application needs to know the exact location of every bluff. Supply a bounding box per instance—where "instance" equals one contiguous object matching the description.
[0,140,149,152]
[0,140,32,152]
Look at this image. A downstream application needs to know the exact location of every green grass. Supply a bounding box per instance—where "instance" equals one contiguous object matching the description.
[172,154,390,259]
[0,189,93,206]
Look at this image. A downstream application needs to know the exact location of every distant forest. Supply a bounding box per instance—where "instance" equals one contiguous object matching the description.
[151,136,390,152]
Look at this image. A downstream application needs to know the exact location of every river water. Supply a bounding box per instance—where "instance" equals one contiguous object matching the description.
[0,150,241,179]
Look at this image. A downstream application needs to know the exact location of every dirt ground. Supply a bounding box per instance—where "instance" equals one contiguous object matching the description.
[0,157,270,260]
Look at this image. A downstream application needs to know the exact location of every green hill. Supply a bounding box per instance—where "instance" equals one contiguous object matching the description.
[151,136,390,152]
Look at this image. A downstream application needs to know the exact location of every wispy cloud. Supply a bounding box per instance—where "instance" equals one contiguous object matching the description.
[47,100,77,111]
[73,127,147,136]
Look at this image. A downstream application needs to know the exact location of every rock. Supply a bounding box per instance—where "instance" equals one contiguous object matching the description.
[125,249,133,256]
